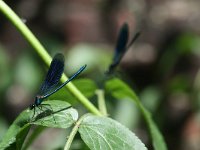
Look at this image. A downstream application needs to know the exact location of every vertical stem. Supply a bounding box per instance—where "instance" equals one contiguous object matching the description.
[96,89,107,116]
[64,114,87,150]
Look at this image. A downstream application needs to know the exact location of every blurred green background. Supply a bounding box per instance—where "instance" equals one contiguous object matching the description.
[1,0,200,149]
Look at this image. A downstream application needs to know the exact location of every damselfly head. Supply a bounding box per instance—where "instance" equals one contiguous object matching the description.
[29,103,35,110]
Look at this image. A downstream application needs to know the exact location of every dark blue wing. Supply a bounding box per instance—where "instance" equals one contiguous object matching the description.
[107,23,129,73]
[38,53,64,95]
[42,64,87,99]
[113,23,129,65]
[126,32,140,50]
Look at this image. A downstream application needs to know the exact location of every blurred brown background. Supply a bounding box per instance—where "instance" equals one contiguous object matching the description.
[1,0,200,149]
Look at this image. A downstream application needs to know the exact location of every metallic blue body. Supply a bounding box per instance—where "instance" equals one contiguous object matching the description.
[29,53,86,117]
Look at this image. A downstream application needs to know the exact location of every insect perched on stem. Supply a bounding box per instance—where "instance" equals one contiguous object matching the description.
[29,53,86,120]
[106,23,140,74]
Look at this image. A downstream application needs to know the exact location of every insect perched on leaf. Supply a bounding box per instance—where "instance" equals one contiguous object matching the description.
[106,23,140,74]
[29,53,86,119]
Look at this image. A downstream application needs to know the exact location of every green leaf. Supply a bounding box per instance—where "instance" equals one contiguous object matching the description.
[105,78,167,150]
[78,114,147,150]
[105,78,138,101]
[73,78,98,98]
[0,109,31,150]
[30,100,78,128]
[16,124,31,150]
[0,100,78,150]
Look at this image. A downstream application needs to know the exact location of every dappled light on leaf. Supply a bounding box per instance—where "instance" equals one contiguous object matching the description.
[30,100,78,128]
[78,114,147,150]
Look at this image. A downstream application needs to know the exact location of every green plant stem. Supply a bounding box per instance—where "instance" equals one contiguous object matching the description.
[96,89,107,116]
[0,0,102,116]
[64,114,87,150]
[133,95,167,150]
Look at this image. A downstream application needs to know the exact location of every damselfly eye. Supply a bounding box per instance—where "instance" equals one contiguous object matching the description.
[29,104,35,110]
